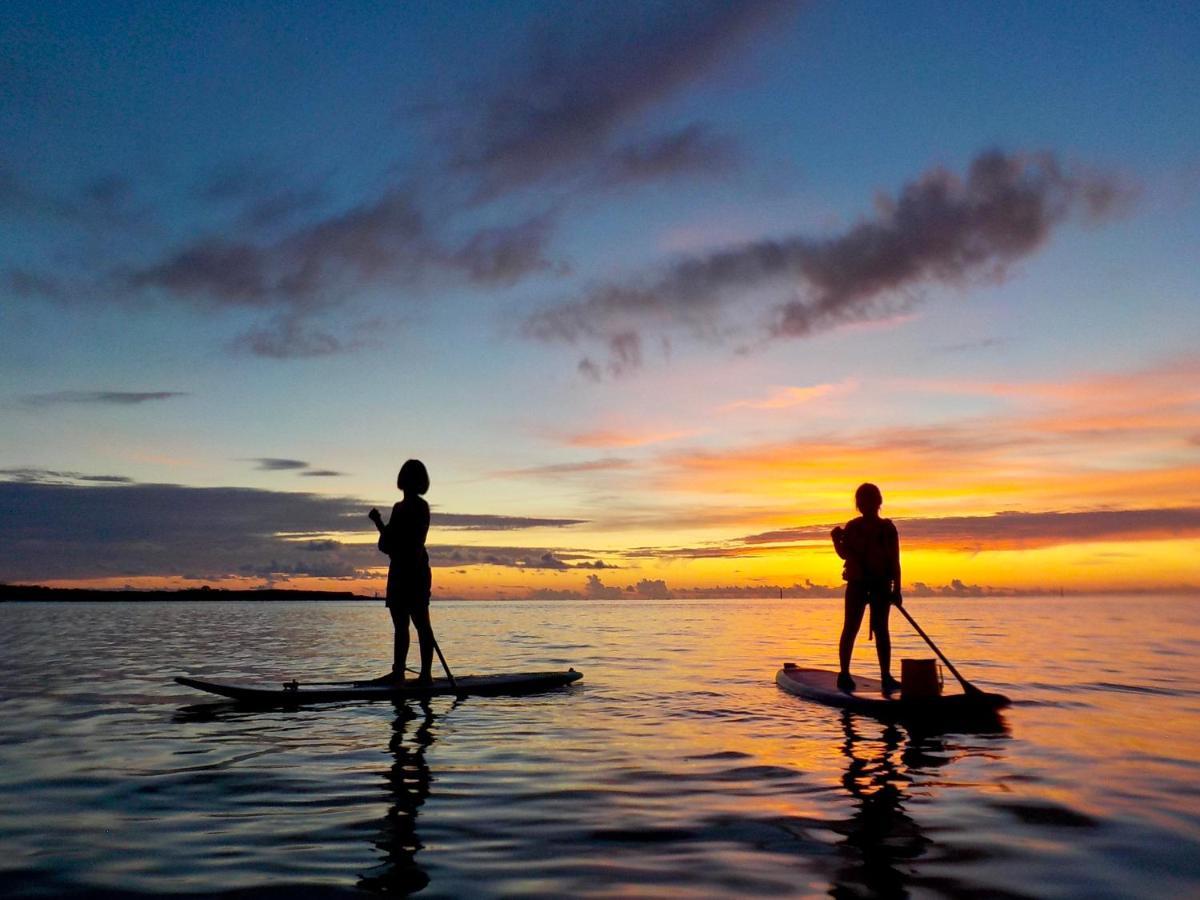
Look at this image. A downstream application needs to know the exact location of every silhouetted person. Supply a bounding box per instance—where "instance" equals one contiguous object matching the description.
[370,459,434,684]
[831,483,902,693]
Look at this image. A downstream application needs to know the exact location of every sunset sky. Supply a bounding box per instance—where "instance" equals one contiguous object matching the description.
[2,1,1198,597]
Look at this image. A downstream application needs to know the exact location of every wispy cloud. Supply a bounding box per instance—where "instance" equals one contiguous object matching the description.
[524,149,1132,374]
[740,507,1200,552]
[446,1,795,198]
[432,513,585,530]
[0,468,134,485]
[720,380,856,412]
[20,390,187,407]
[564,428,701,449]
[498,457,636,478]
[250,458,310,471]
[122,194,558,358]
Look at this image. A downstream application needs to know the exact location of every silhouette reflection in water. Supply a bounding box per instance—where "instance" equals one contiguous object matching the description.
[358,699,437,895]
[833,710,929,897]
[829,710,1009,898]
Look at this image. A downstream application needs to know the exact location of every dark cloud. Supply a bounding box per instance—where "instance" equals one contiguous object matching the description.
[198,160,329,231]
[20,390,187,407]
[0,478,596,582]
[123,191,557,356]
[301,469,346,478]
[931,336,1010,354]
[448,211,560,285]
[0,480,368,581]
[741,507,1200,551]
[448,1,793,197]
[3,267,69,301]
[250,458,310,471]
[0,165,142,229]
[428,545,606,570]
[524,150,1132,373]
[231,315,366,359]
[598,125,738,187]
[128,191,558,311]
[127,190,427,307]
[0,468,133,485]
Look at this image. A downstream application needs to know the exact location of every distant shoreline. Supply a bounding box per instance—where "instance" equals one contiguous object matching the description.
[0,584,372,602]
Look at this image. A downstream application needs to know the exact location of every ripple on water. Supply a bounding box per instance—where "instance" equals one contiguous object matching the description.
[1,597,1198,898]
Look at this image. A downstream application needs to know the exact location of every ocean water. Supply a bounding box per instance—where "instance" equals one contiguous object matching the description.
[0,596,1197,898]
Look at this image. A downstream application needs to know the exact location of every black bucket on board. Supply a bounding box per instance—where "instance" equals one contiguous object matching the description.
[901,658,942,698]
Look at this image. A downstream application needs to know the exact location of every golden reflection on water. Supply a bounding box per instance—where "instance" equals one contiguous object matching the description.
[0,595,1198,897]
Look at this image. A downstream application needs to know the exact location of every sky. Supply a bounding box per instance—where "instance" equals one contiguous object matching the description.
[2,0,1198,598]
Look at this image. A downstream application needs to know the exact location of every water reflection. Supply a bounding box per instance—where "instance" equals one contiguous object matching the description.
[358,699,436,896]
[832,711,928,897]
[831,711,1008,898]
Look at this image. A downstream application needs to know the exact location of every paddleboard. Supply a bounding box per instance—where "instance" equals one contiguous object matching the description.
[776,664,1008,721]
[176,669,582,705]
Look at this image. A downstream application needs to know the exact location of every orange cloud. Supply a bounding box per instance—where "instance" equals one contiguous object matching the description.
[564,426,703,448]
[719,379,856,411]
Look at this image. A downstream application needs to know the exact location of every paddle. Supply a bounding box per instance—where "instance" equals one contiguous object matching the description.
[895,603,982,696]
[430,631,459,693]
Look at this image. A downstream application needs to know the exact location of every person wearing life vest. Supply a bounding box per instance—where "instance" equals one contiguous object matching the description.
[830,483,902,693]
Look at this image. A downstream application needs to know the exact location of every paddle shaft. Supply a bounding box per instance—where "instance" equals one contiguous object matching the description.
[895,603,980,694]
[431,633,457,691]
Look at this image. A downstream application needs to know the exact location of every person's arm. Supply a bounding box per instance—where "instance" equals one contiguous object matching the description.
[368,507,390,555]
[831,525,848,559]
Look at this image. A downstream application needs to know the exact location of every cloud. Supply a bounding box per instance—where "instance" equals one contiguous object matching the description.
[0,477,597,582]
[248,458,348,477]
[564,428,701,449]
[250,458,310,471]
[447,1,793,197]
[20,390,187,407]
[428,545,607,570]
[0,164,144,230]
[0,468,133,485]
[432,513,585,530]
[0,480,370,581]
[720,380,855,412]
[498,457,635,478]
[741,507,1200,552]
[595,125,738,188]
[122,191,558,357]
[524,149,1132,373]
[198,159,329,230]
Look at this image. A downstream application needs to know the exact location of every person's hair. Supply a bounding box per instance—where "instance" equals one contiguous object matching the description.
[397,459,430,495]
[855,482,882,513]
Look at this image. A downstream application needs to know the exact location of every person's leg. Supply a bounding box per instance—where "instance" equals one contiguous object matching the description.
[839,584,867,688]
[409,604,434,682]
[869,594,898,691]
[390,606,410,679]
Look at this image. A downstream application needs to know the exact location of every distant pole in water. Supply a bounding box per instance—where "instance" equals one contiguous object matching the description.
[779,588,784,600]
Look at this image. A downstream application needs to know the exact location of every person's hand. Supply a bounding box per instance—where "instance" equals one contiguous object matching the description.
[831,526,844,542]
[368,507,382,524]
[891,590,903,608]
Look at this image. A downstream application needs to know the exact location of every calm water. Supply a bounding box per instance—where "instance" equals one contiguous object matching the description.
[1,597,1198,898]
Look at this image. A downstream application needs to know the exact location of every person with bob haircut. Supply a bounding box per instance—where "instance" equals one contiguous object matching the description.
[369,459,434,683]
[830,482,903,693]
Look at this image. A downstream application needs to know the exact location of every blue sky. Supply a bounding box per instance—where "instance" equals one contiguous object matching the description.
[2,1,1198,594]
